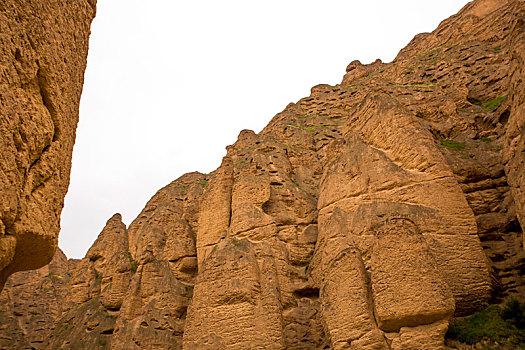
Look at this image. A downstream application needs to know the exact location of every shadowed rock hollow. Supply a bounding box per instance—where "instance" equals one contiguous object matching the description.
[1,0,525,349]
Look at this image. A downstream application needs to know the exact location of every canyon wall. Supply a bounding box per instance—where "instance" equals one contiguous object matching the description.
[0,0,97,287]
[1,0,525,349]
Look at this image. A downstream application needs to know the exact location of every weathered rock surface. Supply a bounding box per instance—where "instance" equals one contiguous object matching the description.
[2,0,525,349]
[0,248,70,349]
[0,0,96,288]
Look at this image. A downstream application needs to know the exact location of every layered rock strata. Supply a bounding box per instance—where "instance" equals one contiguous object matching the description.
[0,0,97,287]
[2,0,525,349]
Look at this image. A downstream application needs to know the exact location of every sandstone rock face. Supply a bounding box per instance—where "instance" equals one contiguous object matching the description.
[111,174,204,350]
[0,249,70,349]
[2,0,525,349]
[0,0,96,287]
[183,238,286,349]
[505,1,525,248]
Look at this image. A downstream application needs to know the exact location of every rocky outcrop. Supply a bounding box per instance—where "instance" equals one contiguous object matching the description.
[504,0,525,248]
[110,174,203,349]
[0,249,70,349]
[0,0,97,288]
[1,0,525,348]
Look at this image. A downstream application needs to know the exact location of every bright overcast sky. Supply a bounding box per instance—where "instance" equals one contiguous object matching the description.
[59,0,472,259]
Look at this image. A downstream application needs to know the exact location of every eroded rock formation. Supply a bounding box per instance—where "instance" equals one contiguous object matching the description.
[1,0,525,349]
[0,0,96,287]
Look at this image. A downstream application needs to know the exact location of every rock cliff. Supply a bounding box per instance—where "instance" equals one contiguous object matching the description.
[1,0,525,349]
[0,0,96,287]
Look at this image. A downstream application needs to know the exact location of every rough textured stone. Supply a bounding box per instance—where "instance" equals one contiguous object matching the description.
[504,1,525,248]
[389,320,449,350]
[319,248,389,349]
[110,174,204,349]
[2,0,525,348]
[183,238,285,350]
[370,219,455,332]
[0,249,69,349]
[0,0,96,287]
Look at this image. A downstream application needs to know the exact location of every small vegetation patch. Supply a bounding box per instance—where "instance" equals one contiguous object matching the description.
[475,95,508,111]
[47,273,64,279]
[345,84,361,91]
[440,139,465,151]
[127,252,138,273]
[446,298,525,349]
[195,180,208,186]
[292,181,304,190]
[62,321,72,331]
[481,137,493,143]
[417,44,446,58]
[286,124,315,132]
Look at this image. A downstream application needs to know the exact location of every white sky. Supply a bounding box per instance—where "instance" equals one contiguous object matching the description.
[59,0,472,259]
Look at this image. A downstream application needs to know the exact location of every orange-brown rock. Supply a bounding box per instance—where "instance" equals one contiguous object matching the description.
[111,174,204,349]
[47,214,129,349]
[504,1,525,249]
[183,238,286,349]
[0,0,96,288]
[1,0,525,349]
[318,247,388,349]
[0,249,69,349]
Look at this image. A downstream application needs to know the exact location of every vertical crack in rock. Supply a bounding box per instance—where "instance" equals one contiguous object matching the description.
[36,67,60,143]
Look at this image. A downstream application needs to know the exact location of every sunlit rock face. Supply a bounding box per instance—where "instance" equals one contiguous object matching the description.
[2,0,525,348]
[0,0,97,287]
